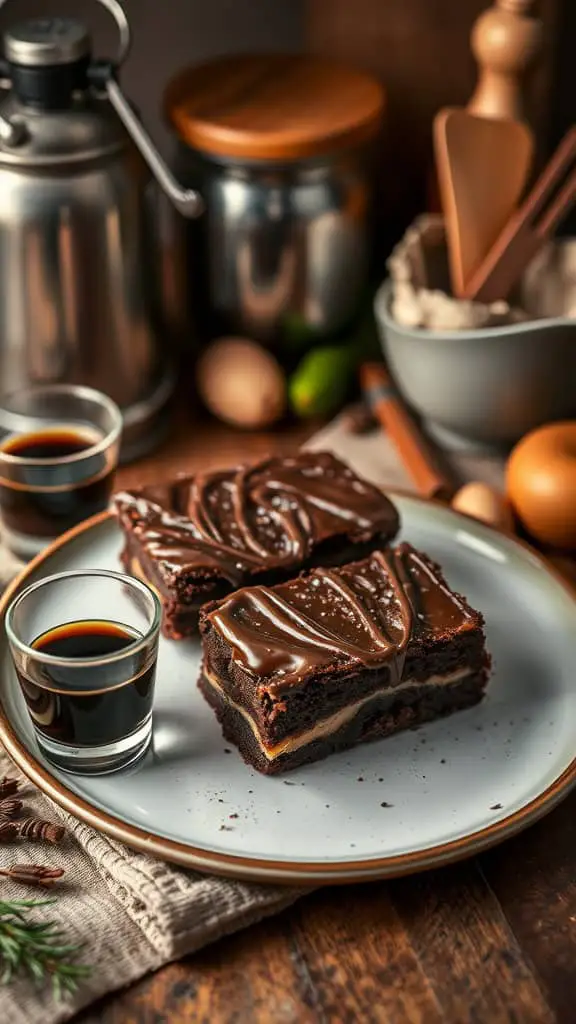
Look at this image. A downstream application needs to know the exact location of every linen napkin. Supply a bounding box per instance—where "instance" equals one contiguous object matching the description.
[0,417,506,1023]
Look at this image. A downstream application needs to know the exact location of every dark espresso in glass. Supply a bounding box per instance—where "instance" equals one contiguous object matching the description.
[0,426,115,540]
[15,620,156,748]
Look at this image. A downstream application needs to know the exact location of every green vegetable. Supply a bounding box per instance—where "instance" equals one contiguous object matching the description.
[289,344,356,418]
[288,311,381,419]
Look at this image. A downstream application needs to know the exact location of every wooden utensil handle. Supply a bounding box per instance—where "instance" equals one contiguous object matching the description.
[361,363,453,502]
[466,227,540,301]
[464,125,576,301]
[525,126,576,226]
[536,166,576,238]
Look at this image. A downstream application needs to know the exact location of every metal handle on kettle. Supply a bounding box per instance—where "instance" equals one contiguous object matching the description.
[0,0,203,215]
[104,77,203,218]
[91,0,203,218]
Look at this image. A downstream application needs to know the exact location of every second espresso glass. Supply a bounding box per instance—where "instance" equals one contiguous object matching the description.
[6,570,161,775]
[0,384,122,560]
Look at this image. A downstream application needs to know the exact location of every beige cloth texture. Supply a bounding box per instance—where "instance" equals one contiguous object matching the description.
[0,761,304,1024]
[0,419,505,1023]
[306,416,506,492]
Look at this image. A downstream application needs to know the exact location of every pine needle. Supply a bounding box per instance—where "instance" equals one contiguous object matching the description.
[0,898,90,998]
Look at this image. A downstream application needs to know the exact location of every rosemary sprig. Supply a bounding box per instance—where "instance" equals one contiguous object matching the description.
[0,898,90,998]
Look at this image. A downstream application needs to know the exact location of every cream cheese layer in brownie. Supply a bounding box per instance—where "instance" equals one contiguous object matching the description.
[198,543,490,774]
[113,451,399,638]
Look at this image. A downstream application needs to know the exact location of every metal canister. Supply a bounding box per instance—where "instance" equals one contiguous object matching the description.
[164,54,386,346]
[0,0,204,460]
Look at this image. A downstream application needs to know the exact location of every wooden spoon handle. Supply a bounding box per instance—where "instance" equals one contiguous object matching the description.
[525,126,576,226]
[361,363,454,502]
[536,166,576,238]
[465,125,576,301]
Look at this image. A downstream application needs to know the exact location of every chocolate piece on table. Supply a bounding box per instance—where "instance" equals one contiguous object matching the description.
[198,543,490,774]
[113,452,400,639]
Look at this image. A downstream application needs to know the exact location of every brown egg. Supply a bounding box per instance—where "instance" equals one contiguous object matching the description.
[197,337,287,429]
[451,482,514,532]
[506,422,576,549]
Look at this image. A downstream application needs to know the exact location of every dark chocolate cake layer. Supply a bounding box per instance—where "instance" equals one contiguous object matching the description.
[199,543,490,774]
[113,452,399,638]
[198,669,488,774]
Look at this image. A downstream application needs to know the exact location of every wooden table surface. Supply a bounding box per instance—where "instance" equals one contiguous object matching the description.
[80,412,576,1024]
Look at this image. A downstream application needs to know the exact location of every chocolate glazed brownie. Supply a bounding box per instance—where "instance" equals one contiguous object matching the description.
[198,543,491,774]
[113,452,400,638]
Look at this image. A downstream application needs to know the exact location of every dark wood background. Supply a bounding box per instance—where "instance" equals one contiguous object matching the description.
[306,0,567,248]
[0,0,573,241]
[2,1,570,157]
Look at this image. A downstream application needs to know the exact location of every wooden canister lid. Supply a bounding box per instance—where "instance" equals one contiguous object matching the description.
[164,54,386,162]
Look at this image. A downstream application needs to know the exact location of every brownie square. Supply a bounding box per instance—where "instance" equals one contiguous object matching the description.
[198,543,491,774]
[113,451,400,638]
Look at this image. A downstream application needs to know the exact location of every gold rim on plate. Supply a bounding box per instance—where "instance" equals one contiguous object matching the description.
[0,503,575,885]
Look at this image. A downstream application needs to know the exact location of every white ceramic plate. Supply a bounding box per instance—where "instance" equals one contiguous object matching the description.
[1,497,576,884]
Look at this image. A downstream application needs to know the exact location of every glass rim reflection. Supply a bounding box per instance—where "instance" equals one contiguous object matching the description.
[0,384,122,468]
[5,569,161,668]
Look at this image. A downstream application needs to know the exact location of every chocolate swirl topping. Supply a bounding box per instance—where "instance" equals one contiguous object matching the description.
[203,544,477,690]
[114,452,399,585]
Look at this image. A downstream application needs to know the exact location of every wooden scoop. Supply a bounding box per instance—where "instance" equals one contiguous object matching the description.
[433,108,534,298]
[464,125,576,302]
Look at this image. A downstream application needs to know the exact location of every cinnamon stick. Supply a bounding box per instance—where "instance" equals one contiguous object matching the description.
[360,363,454,501]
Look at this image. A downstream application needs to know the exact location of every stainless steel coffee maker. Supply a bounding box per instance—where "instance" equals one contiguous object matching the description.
[0,0,202,459]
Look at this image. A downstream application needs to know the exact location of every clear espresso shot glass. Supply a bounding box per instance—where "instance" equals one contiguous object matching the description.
[0,384,122,560]
[6,570,161,775]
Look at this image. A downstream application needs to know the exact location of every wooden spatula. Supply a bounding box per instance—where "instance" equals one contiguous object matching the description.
[463,126,576,302]
[433,108,534,298]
